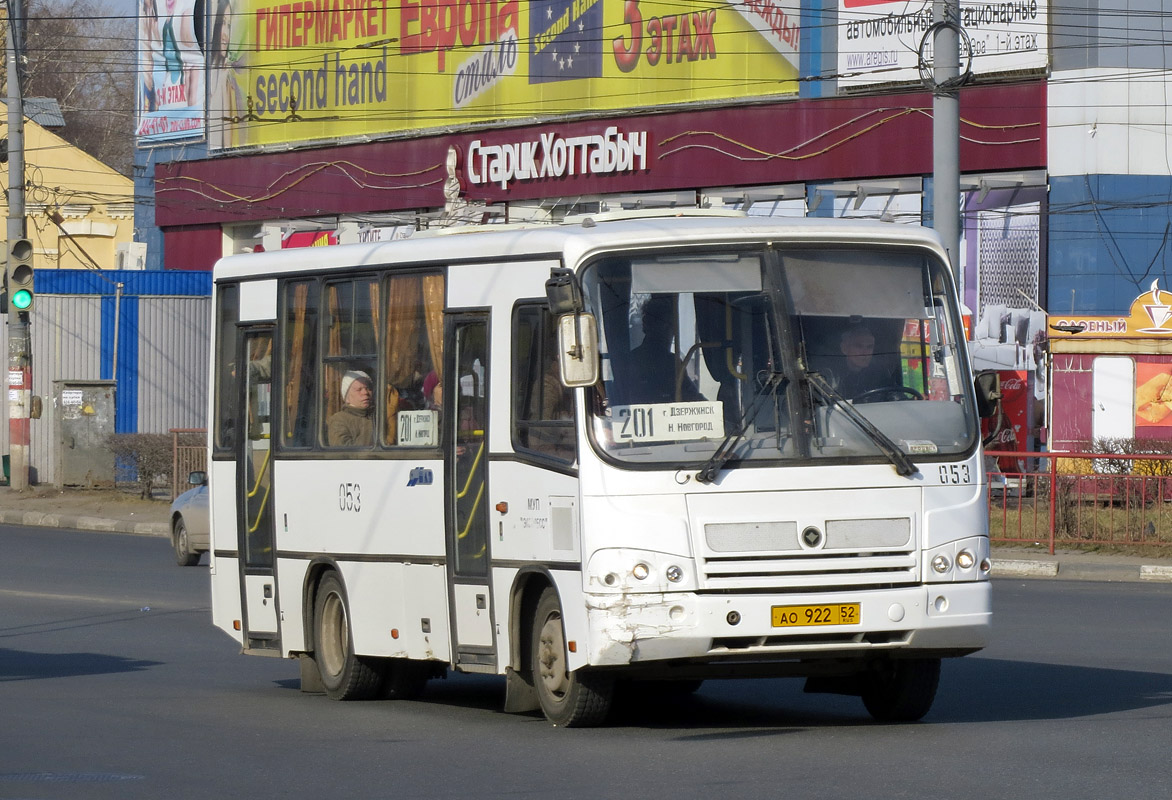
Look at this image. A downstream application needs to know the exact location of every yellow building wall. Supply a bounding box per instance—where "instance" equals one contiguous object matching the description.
[0,116,134,269]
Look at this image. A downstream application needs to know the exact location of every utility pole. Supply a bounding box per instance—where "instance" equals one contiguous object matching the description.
[5,1,30,490]
[931,0,962,283]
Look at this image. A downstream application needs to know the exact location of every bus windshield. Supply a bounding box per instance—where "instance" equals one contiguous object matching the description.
[580,245,977,469]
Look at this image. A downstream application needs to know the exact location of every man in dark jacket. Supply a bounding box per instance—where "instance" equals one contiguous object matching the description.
[832,324,902,400]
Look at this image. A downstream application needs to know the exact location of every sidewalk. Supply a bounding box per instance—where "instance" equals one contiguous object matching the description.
[0,485,171,537]
[2,485,1172,582]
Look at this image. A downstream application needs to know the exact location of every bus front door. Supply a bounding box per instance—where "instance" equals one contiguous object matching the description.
[445,314,497,671]
[237,328,280,654]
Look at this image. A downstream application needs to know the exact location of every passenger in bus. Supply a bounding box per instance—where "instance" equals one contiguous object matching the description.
[627,296,703,404]
[327,370,374,446]
[423,370,442,409]
[829,323,903,400]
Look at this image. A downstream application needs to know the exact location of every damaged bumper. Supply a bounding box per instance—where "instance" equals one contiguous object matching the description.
[583,582,991,668]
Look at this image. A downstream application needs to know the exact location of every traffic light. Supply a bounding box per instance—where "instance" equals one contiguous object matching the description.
[7,238,33,313]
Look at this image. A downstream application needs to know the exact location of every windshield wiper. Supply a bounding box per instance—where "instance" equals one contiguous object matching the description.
[805,372,918,477]
[696,371,788,484]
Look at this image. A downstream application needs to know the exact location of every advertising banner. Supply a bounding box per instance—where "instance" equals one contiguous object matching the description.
[1049,280,1172,340]
[208,0,801,150]
[137,0,207,143]
[837,0,1047,89]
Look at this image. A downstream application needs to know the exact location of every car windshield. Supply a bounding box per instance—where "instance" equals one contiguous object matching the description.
[580,245,977,470]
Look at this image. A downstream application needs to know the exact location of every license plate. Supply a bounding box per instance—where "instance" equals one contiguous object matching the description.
[771,603,861,627]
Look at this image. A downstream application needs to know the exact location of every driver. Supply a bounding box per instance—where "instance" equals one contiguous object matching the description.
[832,323,903,400]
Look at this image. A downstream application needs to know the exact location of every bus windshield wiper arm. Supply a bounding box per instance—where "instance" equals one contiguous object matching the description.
[805,371,918,478]
[696,371,788,484]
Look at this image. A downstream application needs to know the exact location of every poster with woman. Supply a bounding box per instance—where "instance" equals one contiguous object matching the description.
[136,0,206,143]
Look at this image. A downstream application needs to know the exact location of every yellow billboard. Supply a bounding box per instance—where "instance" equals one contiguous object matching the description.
[208,0,801,150]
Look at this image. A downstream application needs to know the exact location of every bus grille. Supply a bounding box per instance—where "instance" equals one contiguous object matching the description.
[699,551,918,592]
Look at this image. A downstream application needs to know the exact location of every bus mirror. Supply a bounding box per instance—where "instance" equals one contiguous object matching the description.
[557,313,599,387]
[546,267,583,315]
[974,370,1001,418]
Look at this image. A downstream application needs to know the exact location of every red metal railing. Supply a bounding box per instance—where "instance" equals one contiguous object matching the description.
[985,449,1172,554]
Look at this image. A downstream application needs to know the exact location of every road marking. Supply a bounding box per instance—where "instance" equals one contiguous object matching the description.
[0,587,149,605]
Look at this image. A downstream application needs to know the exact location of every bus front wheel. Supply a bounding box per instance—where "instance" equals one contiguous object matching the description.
[313,572,385,701]
[530,587,614,727]
[860,657,941,722]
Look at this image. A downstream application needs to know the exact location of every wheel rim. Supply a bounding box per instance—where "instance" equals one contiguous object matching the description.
[537,610,568,701]
[174,521,188,556]
[319,591,348,679]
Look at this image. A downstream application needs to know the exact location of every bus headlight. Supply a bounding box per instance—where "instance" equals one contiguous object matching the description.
[924,536,990,583]
[587,548,695,593]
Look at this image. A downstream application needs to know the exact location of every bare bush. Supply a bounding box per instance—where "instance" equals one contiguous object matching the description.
[106,433,171,499]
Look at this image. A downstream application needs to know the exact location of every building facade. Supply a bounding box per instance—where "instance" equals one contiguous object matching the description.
[2,101,136,270]
[133,0,1172,453]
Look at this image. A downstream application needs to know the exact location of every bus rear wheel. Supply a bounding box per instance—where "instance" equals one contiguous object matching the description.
[313,572,385,701]
[530,587,613,727]
[861,657,941,722]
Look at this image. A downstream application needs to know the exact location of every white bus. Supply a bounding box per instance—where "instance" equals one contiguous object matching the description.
[208,211,993,726]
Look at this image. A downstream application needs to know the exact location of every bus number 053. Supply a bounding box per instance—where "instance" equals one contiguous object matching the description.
[938,465,970,485]
[339,482,362,512]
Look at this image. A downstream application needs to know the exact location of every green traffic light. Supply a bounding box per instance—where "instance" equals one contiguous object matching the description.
[10,289,32,311]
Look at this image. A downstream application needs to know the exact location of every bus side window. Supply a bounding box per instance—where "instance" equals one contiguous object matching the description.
[382,273,445,447]
[513,305,575,462]
[213,284,239,454]
[322,278,379,449]
[282,280,319,448]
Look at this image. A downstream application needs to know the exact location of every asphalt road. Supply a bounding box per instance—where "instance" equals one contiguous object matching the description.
[3,524,1172,800]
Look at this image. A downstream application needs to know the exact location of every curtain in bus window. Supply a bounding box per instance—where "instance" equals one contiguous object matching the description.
[422,274,444,379]
[384,275,424,443]
[385,275,422,386]
[326,285,344,422]
[283,282,312,446]
[369,280,393,441]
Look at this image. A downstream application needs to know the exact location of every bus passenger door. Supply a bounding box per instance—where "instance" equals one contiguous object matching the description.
[237,328,280,654]
[445,314,496,670]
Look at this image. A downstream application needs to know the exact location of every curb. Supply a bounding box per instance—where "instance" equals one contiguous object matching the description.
[1140,565,1172,582]
[0,510,168,537]
[992,559,1059,578]
[994,558,1172,583]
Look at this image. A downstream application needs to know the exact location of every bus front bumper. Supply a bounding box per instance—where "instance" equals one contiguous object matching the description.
[582,582,991,668]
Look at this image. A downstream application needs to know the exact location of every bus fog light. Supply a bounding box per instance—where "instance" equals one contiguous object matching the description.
[934,595,949,613]
[632,563,650,581]
[931,554,952,574]
[980,558,992,574]
[956,550,975,570]
[604,573,618,586]
[726,610,741,625]
[665,565,684,583]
